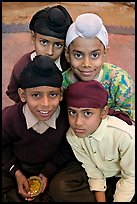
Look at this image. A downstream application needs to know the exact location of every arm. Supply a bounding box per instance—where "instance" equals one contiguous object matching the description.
[102,64,135,121]
[6,52,32,103]
[66,129,107,193]
[113,129,135,202]
[40,136,74,180]
[6,69,21,102]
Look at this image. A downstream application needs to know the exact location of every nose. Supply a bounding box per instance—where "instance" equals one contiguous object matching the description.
[82,57,91,68]
[41,95,49,106]
[75,115,83,126]
[45,44,53,56]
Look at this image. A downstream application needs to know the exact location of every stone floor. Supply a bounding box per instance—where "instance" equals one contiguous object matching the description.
[2,2,135,109]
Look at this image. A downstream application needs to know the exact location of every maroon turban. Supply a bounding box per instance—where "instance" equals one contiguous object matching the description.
[66,80,108,108]
[66,80,132,125]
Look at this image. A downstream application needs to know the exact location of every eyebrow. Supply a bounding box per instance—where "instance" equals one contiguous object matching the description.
[72,49,101,53]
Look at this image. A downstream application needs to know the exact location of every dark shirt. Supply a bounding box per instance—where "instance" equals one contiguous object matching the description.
[2,101,74,179]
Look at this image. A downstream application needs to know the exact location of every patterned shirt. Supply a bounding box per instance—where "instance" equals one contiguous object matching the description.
[62,63,135,121]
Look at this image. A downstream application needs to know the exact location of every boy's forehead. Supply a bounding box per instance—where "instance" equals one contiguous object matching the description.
[69,36,105,50]
[25,86,61,92]
[34,33,65,43]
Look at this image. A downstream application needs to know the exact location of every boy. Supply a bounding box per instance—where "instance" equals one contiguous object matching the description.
[62,13,135,122]
[6,5,73,103]
[65,80,135,202]
[2,55,74,202]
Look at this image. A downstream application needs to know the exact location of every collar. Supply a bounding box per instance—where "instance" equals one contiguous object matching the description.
[30,52,62,71]
[23,104,60,131]
[30,51,37,61]
[88,117,108,141]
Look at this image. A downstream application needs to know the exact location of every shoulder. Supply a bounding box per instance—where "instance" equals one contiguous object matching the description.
[102,63,134,87]
[13,50,34,72]
[2,103,24,124]
[107,116,135,139]
[62,68,71,76]
[103,63,133,79]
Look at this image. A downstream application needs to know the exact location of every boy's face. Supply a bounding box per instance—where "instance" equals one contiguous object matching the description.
[65,37,106,81]
[18,86,63,121]
[68,106,108,137]
[32,32,64,61]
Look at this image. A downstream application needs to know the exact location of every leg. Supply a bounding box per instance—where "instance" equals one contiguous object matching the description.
[48,161,96,202]
[2,172,26,202]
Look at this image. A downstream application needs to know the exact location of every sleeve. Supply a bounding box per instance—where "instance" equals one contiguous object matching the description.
[6,69,21,103]
[113,131,135,202]
[66,129,107,191]
[6,52,32,103]
[109,67,135,121]
[2,120,21,176]
[40,136,75,180]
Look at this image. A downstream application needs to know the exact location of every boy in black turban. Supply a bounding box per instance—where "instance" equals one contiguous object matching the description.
[6,5,73,103]
[2,55,75,202]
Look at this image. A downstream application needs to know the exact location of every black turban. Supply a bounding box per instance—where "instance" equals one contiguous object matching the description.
[20,55,63,89]
[29,5,73,39]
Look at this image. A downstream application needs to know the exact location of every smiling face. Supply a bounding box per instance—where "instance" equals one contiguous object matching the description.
[68,106,108,138]
[65,37,107,81]
[18,86,63,121]
[32,32,64,61]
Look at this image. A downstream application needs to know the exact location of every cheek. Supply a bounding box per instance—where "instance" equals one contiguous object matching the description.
[51,98,61,108]
[68,117,74,127]
[56,47,64,55]
[70,58,80,69]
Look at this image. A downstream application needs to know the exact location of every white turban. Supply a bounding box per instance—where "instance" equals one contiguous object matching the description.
[65,13,108,48]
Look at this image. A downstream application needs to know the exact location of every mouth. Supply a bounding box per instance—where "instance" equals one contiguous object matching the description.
[79,70,95,77]
[39,110,51,117]
[74,128,85,134]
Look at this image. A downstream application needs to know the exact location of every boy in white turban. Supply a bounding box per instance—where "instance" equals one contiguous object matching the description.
[62,13,135,122]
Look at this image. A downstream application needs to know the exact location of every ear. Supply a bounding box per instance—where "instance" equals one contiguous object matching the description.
[65,47,70,63]
[101,105,109,119]
[59,88,64,102]
[31,31,35,42]
[18,88,26,102]
[102,48,107,62]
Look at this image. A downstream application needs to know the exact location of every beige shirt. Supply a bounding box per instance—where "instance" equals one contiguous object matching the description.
[23,104,60,134]
[67,116,135,202]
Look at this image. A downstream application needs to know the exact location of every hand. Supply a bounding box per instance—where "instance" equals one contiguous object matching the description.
[95,191,106,202]
[15,170,34,201]
[39,173,48,193]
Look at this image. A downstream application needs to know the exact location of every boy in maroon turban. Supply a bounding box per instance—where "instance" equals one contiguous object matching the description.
[65,80,135,202]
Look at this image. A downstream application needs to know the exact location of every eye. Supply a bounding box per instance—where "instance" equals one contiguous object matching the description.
[91,52,99,59]
[68,110,76,116]
[55,43,63,49]
[32,93,40,98]
[40,40,48,45]
[84,111,92,117]
[74,52,83,59]
[49,93,58,98]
